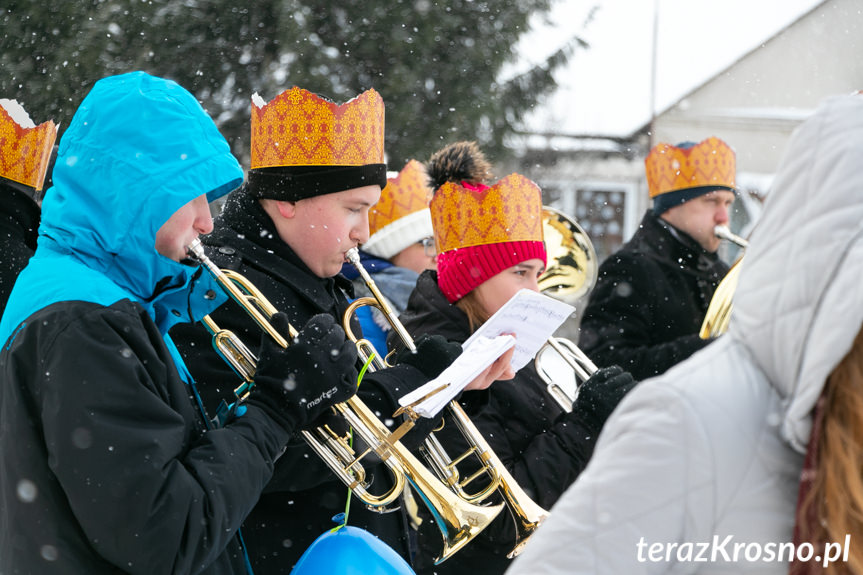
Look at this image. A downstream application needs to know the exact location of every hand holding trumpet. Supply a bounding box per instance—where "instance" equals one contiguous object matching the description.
[245,312,358,432]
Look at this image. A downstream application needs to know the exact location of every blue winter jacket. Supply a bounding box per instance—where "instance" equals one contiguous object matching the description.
[0,72,288,574]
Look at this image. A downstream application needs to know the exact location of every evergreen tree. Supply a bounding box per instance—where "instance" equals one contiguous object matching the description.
[1,1,587,166]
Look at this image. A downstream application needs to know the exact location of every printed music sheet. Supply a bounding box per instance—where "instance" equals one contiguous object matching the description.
[463,288,575,371]
[398,334,517,418]
[398,289,574,418]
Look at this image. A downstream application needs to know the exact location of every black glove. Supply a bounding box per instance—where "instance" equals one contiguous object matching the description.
[246,313,358,432]
[395,333,462,380]
[572,365,637,437]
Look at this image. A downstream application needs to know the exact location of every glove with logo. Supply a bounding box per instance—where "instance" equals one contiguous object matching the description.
[247,312,358,433]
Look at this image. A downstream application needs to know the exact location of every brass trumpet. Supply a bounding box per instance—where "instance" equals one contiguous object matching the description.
[699,225,748,339]
[187,239,503,564]
[343,247,548,560]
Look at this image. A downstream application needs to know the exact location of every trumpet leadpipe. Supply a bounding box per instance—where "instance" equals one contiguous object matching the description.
[345,247,417,353]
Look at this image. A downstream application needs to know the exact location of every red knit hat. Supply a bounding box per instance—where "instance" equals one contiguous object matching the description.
[427,142,546,303]
[432,178,546,303]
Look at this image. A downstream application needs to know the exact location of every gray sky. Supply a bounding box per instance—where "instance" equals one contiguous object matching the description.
[510,0,824,136]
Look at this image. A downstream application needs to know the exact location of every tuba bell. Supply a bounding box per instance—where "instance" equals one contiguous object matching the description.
[187,239,504,565]
[537,206,598,305]
[699,225,748,339]
[343,247,549,560]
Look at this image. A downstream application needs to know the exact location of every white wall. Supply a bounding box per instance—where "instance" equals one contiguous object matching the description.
[654,0,863,175]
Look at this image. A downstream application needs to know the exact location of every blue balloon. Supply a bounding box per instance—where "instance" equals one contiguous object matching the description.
[291,525,415,575]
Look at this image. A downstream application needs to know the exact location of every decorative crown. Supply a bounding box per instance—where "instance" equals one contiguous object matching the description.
[645,136,735,198]
[250,87,384,169]
[368,160,432,236]
[431,173,544,254]
[0,102,58,191]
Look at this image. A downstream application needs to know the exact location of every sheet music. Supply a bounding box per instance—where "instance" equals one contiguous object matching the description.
[462,288,575,371]
[398,334,516,418]
[398,290,575,418]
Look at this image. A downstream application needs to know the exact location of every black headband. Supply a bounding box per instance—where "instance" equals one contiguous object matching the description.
[652,185,736,215]
[1,177,40,204]
[247,165,387,201]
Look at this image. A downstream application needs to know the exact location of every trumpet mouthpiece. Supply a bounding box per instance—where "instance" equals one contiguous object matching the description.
[345,247,361,265]
[713,225,749,248]
[186,238,205,261]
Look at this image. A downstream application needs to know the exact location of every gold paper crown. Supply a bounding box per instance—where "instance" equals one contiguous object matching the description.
[0,104,57,191]
[645,137,735,198]
[250,87,384,169]
[368,160,432,236]
[431,173,544,254]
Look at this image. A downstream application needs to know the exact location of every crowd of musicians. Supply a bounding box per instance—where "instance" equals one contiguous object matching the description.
[0,72,861,575]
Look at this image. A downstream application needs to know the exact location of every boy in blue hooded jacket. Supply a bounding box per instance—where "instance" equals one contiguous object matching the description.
[0,72,356,574]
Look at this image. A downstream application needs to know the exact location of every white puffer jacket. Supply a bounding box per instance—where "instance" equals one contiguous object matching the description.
[507,92,863,575]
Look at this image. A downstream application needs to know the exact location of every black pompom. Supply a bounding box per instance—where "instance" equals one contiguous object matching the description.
[426,141,492,191]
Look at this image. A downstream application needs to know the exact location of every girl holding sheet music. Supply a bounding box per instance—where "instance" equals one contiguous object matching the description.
[392,141,638,575]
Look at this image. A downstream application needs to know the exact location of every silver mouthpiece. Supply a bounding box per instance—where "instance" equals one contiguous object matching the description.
[714,225,749,248]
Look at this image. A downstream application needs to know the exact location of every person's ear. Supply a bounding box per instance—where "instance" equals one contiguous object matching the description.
[275,200,298,219]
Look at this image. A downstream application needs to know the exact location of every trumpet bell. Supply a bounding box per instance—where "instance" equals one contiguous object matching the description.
[700,255,744,339]
[339,396,506,564]
[700,225,748,339]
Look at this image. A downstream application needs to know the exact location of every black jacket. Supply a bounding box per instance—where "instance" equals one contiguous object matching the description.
[578,210,729,380]
[1,299,288,574]
[0,73,260,574]
[0,184,40,315]
[396,270,600,575]
[171,188,437,573]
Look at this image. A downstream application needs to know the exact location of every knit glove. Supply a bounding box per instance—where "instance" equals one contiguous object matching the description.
[571,365,637,437]
[246,313,358,433]
[395,333,462,380]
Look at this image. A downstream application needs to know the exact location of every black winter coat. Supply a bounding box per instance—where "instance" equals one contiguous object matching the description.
[578,210,729,381]
[1,298,289,575]
[0,184,40,316]
[396,270,600,575]
[171,188,437,573]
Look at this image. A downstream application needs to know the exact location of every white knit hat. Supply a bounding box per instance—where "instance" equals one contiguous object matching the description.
[363,160,434,260]
[364,207,433,259]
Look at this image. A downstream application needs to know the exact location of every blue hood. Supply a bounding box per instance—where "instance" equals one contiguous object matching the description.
[0,72,243,344]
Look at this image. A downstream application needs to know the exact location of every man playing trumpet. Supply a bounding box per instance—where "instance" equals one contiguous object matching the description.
[171,87,512,572]
[579,137,737,380]
[0,72,357,575]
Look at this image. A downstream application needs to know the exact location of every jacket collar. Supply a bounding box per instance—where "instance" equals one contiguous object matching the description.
[400,270,472,343]
[632,211,725,278]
